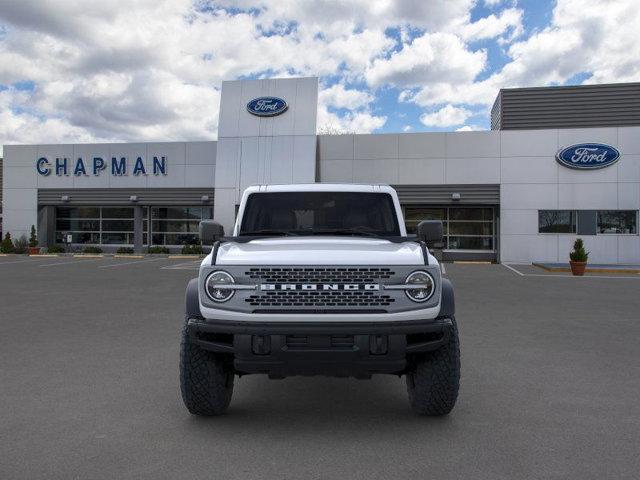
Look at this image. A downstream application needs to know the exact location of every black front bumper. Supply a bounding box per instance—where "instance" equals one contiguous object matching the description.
[187,317,453,378]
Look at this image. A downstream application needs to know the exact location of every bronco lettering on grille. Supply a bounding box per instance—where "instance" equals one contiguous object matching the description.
[260,284,380,291]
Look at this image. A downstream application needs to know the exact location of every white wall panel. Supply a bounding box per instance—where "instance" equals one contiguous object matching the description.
[292,135,317,183]
[501,156,558,184]
[502,183,558,209]
[317,135,354,160]
[292,78,319,136]
[618,127,640,155]
[4,167,36,189]
[184,165,216,188]
[353,159,398,183]
[398,133,446,159]
[558,128,618,149]
[558,183,618,209]
[501,234,558,263]
[500,209,540,235]
[446,157,500,184]
[3,144,38,167]
[3,188,38,210]
[446,131,500,158]
[214,138,240,189]
[617,154,640,183]
[354,134,398,160]
[397,158,445,184]
[500,129,558,157]
[319,160,353,183]
[617,182,640,209]
[618,236,640,263]
[186,141,216,166]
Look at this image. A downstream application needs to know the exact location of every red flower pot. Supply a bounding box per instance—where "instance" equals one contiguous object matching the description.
[569,261,587,276]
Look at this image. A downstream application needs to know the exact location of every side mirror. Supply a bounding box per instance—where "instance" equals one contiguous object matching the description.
[199,221,225,245]
[417,220,443,245]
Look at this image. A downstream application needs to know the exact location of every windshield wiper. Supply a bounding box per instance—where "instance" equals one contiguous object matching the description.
[239,229,300,237]
[307,227,384,238]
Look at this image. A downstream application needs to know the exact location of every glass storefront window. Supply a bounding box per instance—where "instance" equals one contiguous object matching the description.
[403,206,495,251]
[150,206,214,245]
[538,210,576,233]
[597,210,638,234]
[55,206,135,245]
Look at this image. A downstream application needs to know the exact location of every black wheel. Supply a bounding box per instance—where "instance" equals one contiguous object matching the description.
[406,317,460,416]
[180,318,234,416]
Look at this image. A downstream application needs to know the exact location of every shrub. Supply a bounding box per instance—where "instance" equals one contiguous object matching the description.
[181,243,203,255]
[569,238,589,262]
[0,233,15,253]
[116,247,135,254]
[148,246,170,254]
[47,244,65,254]
[14,235,29,254]
[29,225,38,248]
[83,246,103,254]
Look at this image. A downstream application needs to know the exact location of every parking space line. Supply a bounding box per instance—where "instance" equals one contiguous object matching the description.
[502,263,525,276]
[98,257,165,268]
[161,261,201,270]
[0,257,55,266]
[503,263,640,280]
[39,258,103,267]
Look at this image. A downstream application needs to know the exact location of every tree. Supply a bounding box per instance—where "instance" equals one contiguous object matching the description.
[1,232,15,253]
[29,225,38,248]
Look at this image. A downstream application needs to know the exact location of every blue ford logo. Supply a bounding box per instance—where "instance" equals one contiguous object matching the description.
[556,143,620,170]
[247,97,288,117]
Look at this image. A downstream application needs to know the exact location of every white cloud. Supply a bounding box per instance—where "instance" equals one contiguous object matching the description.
[366,32,486,88]
[317,106,386,134]
[319,84,373,110]
[420,105,472,127]
[404,0,640,110]
[456,125,484,131]
[0,0,638,148]
[459,7,523,42]
[402,125,413,132]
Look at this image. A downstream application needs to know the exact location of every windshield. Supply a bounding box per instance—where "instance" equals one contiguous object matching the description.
[239,192,401,237]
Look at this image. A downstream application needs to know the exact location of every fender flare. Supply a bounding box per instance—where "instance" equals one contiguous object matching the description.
[439,277,455,318]
[185,277,203,319]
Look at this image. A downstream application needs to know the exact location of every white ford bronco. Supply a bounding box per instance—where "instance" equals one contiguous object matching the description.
[180,184,460,416]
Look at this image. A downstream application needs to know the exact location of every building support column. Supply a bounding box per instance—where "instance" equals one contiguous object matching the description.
[37,206,56,248]
[133,206,144,253]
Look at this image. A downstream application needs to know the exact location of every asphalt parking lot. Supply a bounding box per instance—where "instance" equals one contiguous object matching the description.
[1,256,639,479]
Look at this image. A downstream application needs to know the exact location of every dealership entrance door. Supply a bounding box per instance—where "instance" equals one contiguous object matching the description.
[394,184,500,262]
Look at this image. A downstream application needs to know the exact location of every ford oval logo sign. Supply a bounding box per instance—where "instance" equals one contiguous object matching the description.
[556,143,620,170]
[247,97,288,117]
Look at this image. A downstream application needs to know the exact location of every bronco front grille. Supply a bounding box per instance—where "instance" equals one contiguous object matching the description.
[244,267,394,283]
[245,291,395,308]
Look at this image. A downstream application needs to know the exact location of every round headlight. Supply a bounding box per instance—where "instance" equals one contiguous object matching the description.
[205,271,235,302]
[405,271,435,303]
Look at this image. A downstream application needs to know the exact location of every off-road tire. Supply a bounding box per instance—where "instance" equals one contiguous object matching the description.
[180,318,234,416]
[406,317,460,416]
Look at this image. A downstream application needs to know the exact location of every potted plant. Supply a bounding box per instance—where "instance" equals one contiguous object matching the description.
[28,225,40,254]
[569,238,589,276]
[0,232,15,254]
[13,235,28,254]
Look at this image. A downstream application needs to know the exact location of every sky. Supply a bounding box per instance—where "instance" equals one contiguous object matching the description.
[0,0,638,154]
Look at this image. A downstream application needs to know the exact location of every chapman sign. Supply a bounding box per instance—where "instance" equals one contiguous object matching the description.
[556,143,620,170]
[36,156,168,177]
[246,97,288,117]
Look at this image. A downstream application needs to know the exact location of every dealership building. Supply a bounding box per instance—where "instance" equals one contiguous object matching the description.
[1,78,639,263]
